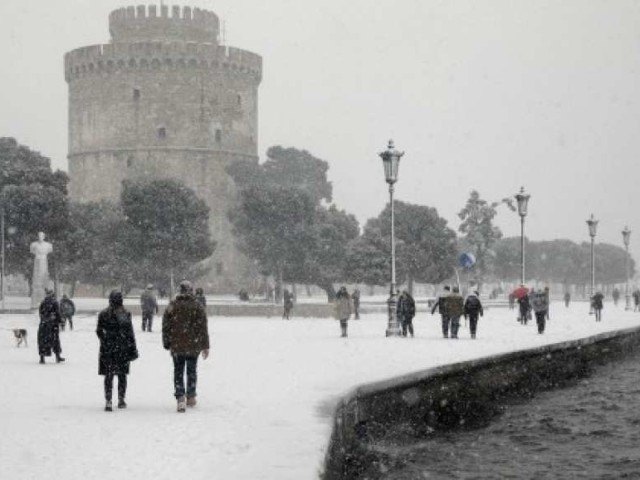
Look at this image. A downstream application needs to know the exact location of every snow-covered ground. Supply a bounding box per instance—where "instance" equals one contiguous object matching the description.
[1,301,639,480]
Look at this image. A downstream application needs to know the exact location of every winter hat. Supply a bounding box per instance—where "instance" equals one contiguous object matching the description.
[109,290,124,308]
[146,284,153,290]
[179,280,193,295]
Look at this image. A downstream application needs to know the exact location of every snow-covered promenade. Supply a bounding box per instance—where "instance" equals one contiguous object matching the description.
[2,301,639,480]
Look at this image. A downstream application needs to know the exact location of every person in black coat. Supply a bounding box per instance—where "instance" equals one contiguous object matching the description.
[464,291,484,339]
[397,290,416,337]
[431,285,451,338]
[517,294,531,325]
[37,289,64,364]
[591,291,604,322]
[97,290,138,411]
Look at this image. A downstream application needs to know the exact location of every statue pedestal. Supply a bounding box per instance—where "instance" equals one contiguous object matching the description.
[31,284,47,309]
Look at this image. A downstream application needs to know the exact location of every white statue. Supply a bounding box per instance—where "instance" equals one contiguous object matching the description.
[30,231,53,308]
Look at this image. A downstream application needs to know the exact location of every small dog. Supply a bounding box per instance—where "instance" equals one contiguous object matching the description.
[13,329,28,347]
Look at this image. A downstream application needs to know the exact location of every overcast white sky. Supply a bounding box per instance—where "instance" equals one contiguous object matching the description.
[1,0,640,263]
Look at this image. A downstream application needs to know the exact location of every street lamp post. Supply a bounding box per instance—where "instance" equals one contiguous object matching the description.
[379,140,403,337]
[586,214,598,314]
[622,226,631,311]
[515,187,530,286]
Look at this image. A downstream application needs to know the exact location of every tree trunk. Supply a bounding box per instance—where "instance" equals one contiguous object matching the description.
[305,284,312,297]
[70,280,76,298]
[275,265,283,304]
[319,281,336,303]
[407,275,414,296]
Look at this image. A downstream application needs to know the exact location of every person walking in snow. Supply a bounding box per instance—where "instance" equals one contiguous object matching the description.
[633,289,640,311]
[282,289,294,320]
[431,285,451,338]
[445,286,464,339]
[397,290,416,337]
[97,290,138,411]
[352,288,361,320]
[140,284,158,332]
[531,289,549,334]
[612,287,620,307]
[517,293,531,325]
[60,294,76,331]
[37,289,65,364]
[195,287,207,309]
[592,291,604,322]
[564,291,571,308]
[464,290,484,339]
[333,286,352,337]
[162,280,210,412]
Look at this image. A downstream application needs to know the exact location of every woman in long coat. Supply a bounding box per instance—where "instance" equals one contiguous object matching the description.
[96,290,138,411]
[38,289,64,364]
[333,286,352,337]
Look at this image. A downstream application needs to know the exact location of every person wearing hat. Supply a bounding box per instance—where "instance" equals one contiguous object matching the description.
[162,280,210,412]
[140,284,158,332]
[37,288,65,364]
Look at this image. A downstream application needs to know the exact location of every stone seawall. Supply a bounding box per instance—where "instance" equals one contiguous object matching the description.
[322,326,640,479]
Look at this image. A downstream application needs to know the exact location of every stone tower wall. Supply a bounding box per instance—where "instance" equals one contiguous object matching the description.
[65,5,262,292]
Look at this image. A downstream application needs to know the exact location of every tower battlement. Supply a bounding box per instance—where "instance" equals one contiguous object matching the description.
[109,4,219,44]
[64,43,261,83]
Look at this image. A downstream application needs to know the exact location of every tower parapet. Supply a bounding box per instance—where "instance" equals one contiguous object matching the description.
[109,4,219,44]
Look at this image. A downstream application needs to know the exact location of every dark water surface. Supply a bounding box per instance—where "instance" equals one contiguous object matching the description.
[380,350,640,479]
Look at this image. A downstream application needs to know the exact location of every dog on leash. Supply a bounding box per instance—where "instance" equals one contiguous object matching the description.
[13,329,28,347]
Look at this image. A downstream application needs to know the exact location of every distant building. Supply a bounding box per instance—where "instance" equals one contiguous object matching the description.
[64,5,262,292]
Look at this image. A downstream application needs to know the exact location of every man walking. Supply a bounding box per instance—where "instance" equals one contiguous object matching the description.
[463,290,484,339]
[431,285,451,338]
[162,280,210,412]
[397,290,416,337]
[60,294,76,331]
[140,284,158,332]
[446,286,465,339]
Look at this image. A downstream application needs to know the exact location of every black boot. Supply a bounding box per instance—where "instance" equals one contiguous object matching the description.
[56,354,66,363]
[118,398,127,409]
[39,355,45,364]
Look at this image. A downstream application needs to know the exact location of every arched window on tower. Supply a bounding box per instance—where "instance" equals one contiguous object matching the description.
[158,127,167,139]
[133,88,140,101]
[215,129,222,143]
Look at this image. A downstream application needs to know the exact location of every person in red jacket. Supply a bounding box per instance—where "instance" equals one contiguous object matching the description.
[162,280,210,412]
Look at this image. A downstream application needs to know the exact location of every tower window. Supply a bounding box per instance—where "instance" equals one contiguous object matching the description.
[215,129,222,143]
[158,127,167,139]
[127,156,134,168]
[133,88,140,100]
[216,262,224,274]
[237,94,242,107]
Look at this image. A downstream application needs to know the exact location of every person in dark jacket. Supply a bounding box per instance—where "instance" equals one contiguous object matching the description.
[592,291,604,322]
[431,285,451,338]
[564,291,571,308]
[531,289,549,334]
[464,291,484,339]
[397,290,416,337]
[162,280,210,412]
[37,289,64,364]
[282,289,294,320]
[352,288,361,320]
[97,290,138,411]
[195,287,207,308]
[446,287,465,339]
[59,294,76,331]
[140,284,158,332]
[517,294,531,325]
